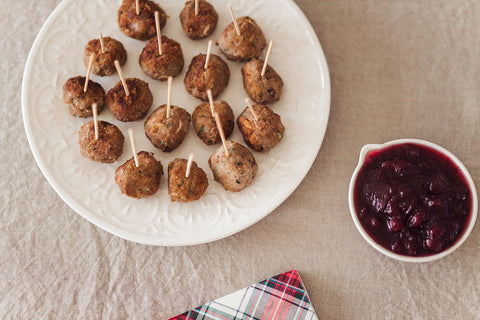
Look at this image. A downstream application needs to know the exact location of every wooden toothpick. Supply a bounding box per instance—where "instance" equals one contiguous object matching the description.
[166,76,172,118]
[127,128,139,167]
[92,103,99,140]
[261,40,273,77]
[114,60,129,96]
[185,153,194,178]
[245,97,258,122]
[155,11,162,55]
[213,112,229,157]
[135,0,140,15]
[207,89,215,116]
[84,54,95,93]
[227,5,241,36]
[195,0,199,15]
[99,32,105,54]
[204,40,213,70]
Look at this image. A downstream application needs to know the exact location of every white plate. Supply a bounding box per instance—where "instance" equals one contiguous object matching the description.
[22,0,330,246]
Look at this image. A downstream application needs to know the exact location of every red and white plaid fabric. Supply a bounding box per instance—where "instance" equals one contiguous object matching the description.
[169,270,319,320]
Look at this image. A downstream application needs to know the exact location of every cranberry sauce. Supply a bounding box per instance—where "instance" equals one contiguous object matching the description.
[354,143,472,256]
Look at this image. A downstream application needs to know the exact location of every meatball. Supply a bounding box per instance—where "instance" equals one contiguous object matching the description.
[62,76,105,118]
[144,105,191,152]
[218,16,266,62]
[78,121,124,163]
[105,78,153,122]
[242,59,283,104]
[179,0,218,40]
[237,104,285,152]
[192,100,234,145]
[139,36,184,81]
[83,37,127,77]
[118,0,167,41]
[184,53,230,101]
[115,151,163,199]
[168,158,208,202]
[209,141,258,192]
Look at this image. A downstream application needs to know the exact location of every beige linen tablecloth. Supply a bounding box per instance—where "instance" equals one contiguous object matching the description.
[2,0,480,319]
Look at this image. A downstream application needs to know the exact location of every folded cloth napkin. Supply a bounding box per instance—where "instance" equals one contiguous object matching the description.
[169,270,319,320]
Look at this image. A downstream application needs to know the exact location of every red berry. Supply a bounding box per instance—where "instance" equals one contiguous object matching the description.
[387,216,404,232]
[408,211,425,228]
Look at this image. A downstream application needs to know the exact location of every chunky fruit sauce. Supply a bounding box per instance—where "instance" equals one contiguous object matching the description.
[354,143,472,256]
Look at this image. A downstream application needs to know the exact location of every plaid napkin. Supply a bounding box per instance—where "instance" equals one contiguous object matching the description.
[169,270,319,320]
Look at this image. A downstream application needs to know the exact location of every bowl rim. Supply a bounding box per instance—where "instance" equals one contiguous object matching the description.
[348,138,478,263]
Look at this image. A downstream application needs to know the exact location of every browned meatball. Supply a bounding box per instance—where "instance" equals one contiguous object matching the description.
[139,36,184,81]
[144,105,191,152]
[168,158,208,202]
[115,151,163,199]
[78,121,124,163]
[242,59,283,104]
[192,100,234,145]
[209,141,258,192]
[83,37,127,77]
[184,54,230,101]
[62,76,105,118]
[218,16,266,62]
[237,104,285,152]
[105,78,153,122]
[179,0,218,40]
[118,0,167,41]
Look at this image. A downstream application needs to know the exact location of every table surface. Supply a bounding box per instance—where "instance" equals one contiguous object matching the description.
[3,0,480,319]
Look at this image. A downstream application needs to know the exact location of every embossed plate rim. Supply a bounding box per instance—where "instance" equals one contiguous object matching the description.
[22,0,331,246]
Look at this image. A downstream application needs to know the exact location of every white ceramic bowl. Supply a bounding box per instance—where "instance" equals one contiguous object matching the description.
[348,139,478,263]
